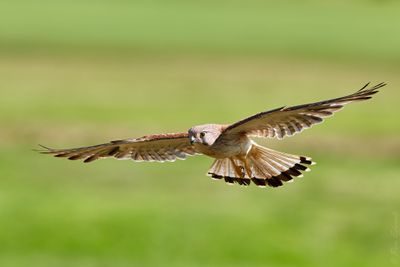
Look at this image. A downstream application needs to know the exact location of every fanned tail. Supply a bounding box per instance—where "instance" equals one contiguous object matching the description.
[207,144,315,188]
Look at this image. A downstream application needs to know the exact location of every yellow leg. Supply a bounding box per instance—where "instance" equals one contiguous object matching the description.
[243,158,253,178]
[229,158,246,178]
[233,156,253,179]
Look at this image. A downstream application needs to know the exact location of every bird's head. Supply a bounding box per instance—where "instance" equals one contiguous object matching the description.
[188,124,222,146]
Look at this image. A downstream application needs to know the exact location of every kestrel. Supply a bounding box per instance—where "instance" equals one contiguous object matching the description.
[40,82,385,188]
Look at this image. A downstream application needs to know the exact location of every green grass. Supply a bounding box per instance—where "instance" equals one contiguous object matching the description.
[1,148,399,267]
[1,1,400,66]
[1,1,400,266]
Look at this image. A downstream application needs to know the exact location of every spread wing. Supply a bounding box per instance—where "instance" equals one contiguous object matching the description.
[39,132,200,163]
[218,82,385,140]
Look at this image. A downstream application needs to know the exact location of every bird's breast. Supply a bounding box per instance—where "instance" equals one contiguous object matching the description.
[194,136,252,159]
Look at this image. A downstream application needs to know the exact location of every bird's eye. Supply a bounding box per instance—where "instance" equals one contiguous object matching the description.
[200,132,206,138]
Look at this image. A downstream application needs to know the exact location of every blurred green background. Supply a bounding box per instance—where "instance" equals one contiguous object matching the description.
[1,1,399,266]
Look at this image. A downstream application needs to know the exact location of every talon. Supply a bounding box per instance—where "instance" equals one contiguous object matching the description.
[239,166,245,176]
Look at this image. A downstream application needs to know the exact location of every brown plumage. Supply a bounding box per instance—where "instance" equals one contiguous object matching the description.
[39,82,385,188]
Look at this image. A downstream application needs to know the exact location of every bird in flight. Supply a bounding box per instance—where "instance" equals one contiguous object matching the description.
[40,82,385,188]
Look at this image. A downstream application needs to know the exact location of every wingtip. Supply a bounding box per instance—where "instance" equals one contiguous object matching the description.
[38,144,51,149]
[374,81,387,89]
[359,81,387,92]
[358,82,371,91]
[34,144,53,153]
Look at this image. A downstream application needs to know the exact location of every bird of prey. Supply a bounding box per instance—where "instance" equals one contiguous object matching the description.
[40,82,385,188]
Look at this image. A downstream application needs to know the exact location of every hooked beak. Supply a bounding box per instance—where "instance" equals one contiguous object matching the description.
[190,135,195,145]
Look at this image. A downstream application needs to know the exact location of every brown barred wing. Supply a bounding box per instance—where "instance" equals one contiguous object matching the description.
[39,132,200,163]
[218,82,385,140]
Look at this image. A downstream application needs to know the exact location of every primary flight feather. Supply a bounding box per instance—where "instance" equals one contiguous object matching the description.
[40,82,385,188]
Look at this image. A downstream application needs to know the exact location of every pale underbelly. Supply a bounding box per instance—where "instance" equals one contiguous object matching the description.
[194,139,252,159]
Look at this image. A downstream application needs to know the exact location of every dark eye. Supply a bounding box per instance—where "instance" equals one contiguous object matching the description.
[200,132,206,138]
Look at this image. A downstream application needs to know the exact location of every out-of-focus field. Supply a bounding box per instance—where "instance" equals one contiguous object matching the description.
[0,1,399,267]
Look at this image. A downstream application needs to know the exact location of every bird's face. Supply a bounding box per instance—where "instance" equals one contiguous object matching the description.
[188,124,221,146]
